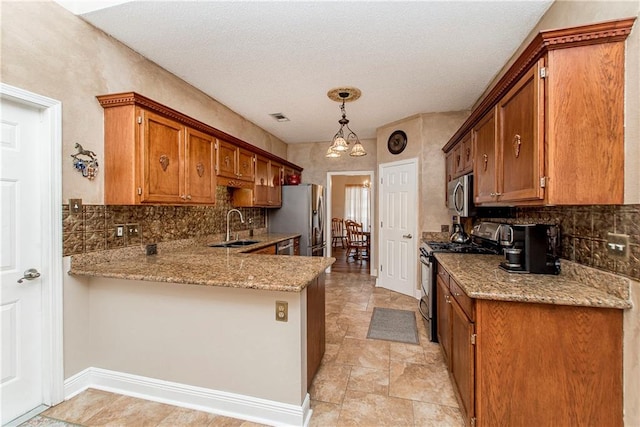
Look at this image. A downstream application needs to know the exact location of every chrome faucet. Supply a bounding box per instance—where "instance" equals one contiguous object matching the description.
[226,209,245,241]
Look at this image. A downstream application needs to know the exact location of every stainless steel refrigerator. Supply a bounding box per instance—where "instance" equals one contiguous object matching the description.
[269,184,325,256]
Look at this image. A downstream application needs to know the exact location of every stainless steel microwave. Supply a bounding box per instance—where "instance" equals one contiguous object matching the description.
[447,174,475,217]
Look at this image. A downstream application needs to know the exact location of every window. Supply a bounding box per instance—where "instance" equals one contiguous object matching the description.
[344,184,370,231]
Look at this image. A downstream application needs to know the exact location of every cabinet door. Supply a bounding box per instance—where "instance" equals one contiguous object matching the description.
[217,140,237,179]
[473,108,498,204]
[462,134,473,172]
[185,128,216,204]
[453,143,464,178]
[237,148,255,182]
[141,110,184,203]
[445,152,454,208]
[437,275,452,368]
[254,156,269,205]
[269,161,282,206]
[497,61,544,202]
[451,297,475,423]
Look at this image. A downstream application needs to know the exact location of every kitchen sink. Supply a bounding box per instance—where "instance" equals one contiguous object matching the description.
[208,239,260,248]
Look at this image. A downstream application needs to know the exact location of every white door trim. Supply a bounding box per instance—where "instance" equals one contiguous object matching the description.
[1,83,64,406]
[377,157,419,297]
[325,170,375,276]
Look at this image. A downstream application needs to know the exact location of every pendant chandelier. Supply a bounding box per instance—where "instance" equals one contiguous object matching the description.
[326,87,366,157]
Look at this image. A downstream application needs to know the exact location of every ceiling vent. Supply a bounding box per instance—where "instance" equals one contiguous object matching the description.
[269,113,290,122]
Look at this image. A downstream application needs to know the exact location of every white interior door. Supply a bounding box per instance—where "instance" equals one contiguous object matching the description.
[378,159,417,297]
[1,97,46,423]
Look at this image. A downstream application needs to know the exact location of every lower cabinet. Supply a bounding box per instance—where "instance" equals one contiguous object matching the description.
[436,261,623,426]
[248,244,276,255]
[306,274,325,387]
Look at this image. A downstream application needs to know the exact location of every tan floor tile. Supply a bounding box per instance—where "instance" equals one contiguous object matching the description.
[344,320,371,339]
[309,400,341,427]
[412,401,465,427]
[389,361,459,407]
[309,363,352,404]
[42,388,121,424]
[346,366,389,395]
[156,406,220,426]
[83,394,176,426]
[337,390,414,426]
[390,342,428,364]
[334,337,390,370]
[322,343,341,364]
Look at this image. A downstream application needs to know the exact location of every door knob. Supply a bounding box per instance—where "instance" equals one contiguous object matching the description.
[17,268,40,284]
[402,234,413,239]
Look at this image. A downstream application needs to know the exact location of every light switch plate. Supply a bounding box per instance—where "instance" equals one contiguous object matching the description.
[69,199,82,214]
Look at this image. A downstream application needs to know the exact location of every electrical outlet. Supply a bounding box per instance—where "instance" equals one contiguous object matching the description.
[607,232,629,260]
[441,224,450,233]
[69,199,82,214]
[145,243,157,256]
[127,224,139,238]
[116,225,124,237]
[275,301,288,322]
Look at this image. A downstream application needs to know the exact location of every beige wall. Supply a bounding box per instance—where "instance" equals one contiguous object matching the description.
[286,139,378,186]
[377,112,470,235]
[1,1,288,205]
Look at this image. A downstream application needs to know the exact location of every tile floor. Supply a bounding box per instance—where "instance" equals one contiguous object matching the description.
[25,271,462,427]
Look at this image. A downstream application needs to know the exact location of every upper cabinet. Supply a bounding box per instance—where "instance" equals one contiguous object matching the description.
[97,92,303,205]
[444,18,635,206]
[232,155,283,207]
[216,139,255,188]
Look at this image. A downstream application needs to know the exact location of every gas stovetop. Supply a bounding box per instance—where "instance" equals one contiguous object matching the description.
[421,241,500,256]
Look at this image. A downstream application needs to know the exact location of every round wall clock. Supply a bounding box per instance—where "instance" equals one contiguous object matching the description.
[387,130,407,154]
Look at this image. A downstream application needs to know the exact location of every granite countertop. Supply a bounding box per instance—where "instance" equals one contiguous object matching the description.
[434,253,631,309]
[69,233,335,292]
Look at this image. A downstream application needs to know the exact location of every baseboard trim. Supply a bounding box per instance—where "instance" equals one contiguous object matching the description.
[64,367,311,427]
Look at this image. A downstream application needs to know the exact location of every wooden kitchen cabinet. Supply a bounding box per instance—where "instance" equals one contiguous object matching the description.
[248,244,276,255]
[496,61,544,203]
[436,261,623,426]
[436,270,451,367]
[306,274,326,387]
[232,155,282,208]
[472,108,497,204]
[217,139,254,188]
[452,133,472,178]
[442,19,633,206]
[98,92,303,204]
[100,103,216,205]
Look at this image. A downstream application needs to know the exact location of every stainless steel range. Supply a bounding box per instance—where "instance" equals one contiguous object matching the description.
[419,222,502,342]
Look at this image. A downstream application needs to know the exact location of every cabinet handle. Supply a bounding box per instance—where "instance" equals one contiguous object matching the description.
[186,194,192,200]
[513,134,521,158]
[196,162,205,177]
[483,154,488,171]
[456,154,461,166]
[180,194,186,200]
[159,155,169,171]
[465,147,471,161]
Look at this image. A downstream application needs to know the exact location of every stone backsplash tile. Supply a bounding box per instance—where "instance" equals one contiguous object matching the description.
[479,204,640,280]
[63,186,266,257]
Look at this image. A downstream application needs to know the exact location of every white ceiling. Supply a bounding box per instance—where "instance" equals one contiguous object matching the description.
[57,1,553,144]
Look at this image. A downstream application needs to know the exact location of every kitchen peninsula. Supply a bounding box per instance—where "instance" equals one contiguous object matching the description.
[67,233,333,426]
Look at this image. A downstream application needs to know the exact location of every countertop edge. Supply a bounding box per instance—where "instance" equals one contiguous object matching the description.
[434,253,632,310]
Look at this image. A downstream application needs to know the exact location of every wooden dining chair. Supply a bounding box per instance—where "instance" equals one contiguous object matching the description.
[345,220,367,261]
[331,218,346,248]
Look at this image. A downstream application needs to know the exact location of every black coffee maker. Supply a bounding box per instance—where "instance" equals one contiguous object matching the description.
[499,224,561,275]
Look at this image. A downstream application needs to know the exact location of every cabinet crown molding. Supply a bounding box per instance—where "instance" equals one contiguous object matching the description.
[96,92,303,172]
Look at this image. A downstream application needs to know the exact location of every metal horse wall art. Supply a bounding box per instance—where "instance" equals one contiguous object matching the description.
[71,143,99,180]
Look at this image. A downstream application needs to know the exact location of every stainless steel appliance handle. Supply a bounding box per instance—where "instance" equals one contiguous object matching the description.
[453,181,464,214]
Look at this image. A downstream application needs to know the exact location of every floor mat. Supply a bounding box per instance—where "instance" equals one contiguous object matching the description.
[367,307,419,344]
